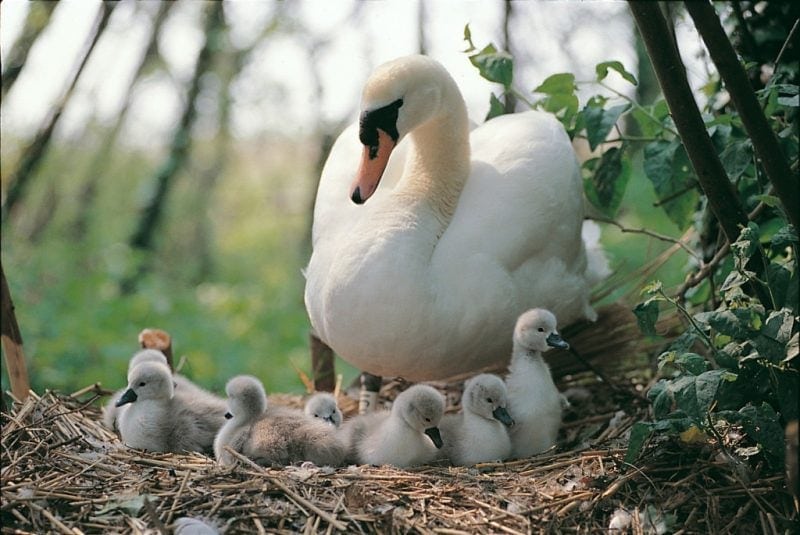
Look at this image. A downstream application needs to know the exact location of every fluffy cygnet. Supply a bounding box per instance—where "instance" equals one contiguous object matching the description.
[304,392,343,427]
[103,349,226,431]
[505,308,569,459]
[214,375,346,467]
[115,361,225,453]
[439,374,514,466]
[341,384,445,468]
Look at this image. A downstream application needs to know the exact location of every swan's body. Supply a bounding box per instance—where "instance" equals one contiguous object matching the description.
[115,361,225,453]
[505,309,566,458]
[103,349,225,431]
[341,384,444,467]
[439,374,514,466]
[215,376,346,467]
[305,55,601,381]
[304,393,343,427]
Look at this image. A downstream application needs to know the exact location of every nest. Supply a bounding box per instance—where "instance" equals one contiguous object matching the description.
[2,370,796,535]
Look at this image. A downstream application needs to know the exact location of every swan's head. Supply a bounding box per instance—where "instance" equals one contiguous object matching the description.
[463,374,514,427]
[393,384,445,449]
[116,361,174,407]
[350,55,460,204]
[224,375,267,423]
[127,348,168,375]
[304,392,343,427]
[513,308,569,354]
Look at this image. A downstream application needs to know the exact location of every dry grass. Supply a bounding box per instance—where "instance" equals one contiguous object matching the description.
[2,367,796,534]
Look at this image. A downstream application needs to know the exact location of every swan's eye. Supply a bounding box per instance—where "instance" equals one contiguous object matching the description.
[138,381,146,387]
[537,328,545,333]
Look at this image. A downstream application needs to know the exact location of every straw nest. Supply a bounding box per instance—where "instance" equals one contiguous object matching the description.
[2,363,796,534]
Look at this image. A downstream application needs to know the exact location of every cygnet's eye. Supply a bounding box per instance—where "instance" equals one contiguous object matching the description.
[537,327,545,332]
[314,414,319,418]
[138,381,146,387]
[425,417,431,423]
[486,397,493,403]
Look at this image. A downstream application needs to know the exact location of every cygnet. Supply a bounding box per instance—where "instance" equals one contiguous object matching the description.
[115,361,225,453]
[505,308,569,458]
[439,374,514,466]
[341,384,445,468]
[103,349,226,431]
[214,375,346,467]
[304,392,343,427]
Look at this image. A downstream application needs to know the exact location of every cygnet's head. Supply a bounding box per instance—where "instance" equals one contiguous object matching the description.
[304,393,343,427]
[513,308,569,354]
[463,374,514,427]
[393,384,445,449]
[224,375,267,423]
[116,361,174,406]
[127,349,168,375]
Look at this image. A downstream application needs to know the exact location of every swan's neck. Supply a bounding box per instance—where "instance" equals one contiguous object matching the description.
[395,103,470,225]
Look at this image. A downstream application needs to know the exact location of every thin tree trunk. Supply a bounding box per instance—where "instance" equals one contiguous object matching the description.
[71,1,175,241]
[1,263,30,402]
[628,1,774,308]
[417,0,427,55]
[502,0,516,114]
[121,2,222,293]
[1,2,117,224]
[684,1,799,231]
[1,1,58,97]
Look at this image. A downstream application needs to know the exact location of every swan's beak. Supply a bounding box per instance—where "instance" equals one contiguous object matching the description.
[350,128,395,204]
[546,332,569,350]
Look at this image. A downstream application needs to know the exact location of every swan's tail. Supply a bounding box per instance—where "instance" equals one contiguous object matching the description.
[581,220,611,287]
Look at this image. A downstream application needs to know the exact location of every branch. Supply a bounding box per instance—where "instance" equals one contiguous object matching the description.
[591,216,700,259]
[628,1,774,309]
[685,1,799,230]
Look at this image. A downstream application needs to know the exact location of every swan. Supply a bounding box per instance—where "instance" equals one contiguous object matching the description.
[439,373,514,466]
[214,375,346,467]
[341,384,444,467]
[304,392,343,427]
[115,361,225,453]
[505,308,567,458]
[305,55,602,381]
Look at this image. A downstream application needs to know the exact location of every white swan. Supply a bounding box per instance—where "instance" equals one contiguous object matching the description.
[305,55,602,381]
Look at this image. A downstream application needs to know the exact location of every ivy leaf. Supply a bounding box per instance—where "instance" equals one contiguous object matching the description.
[632,99,669,138]
[719,139,753,181]
[469,44,513,87]
[731,222,760,270]
[737,403,785,470]
[584,103,631,151]
[533,73,576,95]
[583,146,630,217]
[624,422,652,464]
[633,299,660,336]
[770,224,798,250]
[485,92,506,121]
[643,140,698,230]
[674,352,709,375]
[595,60,638,85]
[462,24,475,53]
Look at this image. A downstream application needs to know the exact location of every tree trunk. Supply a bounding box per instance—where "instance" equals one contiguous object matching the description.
[1,2,117,224]
[1,1,58,97]
[628,1,774,308]
[684,1,799,231]
[501,0,516,114]
[121,2,223,293]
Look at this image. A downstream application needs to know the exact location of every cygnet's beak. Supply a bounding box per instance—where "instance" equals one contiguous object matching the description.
[492,406,515,427]
[323,415,337,426]
[350,129,395,204]
[224,412,233,420]
[115,388,138,407]
[424,426,444,449]
[546,332,569,350]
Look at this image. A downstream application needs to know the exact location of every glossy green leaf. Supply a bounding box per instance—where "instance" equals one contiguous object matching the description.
[533,73,576,95]
[595,60,638,85]
[469,44,513,87]
[583,103,631,151]
[485,92,506,121]
[633,299,660,336]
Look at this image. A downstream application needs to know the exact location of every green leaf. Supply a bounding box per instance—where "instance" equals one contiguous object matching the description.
[731,222,760,270]
[737,403,784,470]
[674,352,709,375]
[643,140,698,229]
[595,60,638,85]
[583,103,631,151]
[624,422,652,464]
[770,224,798,250]
[533,73,576,95]
[486,93,506,121]
[583,146,631,217]
[539,93,580,123]
[632,99,670,138]
[696,309,755,339]
[469,44,513,87]
[633,299,660,336]
[462,24,475,53]
[719,139,753,181]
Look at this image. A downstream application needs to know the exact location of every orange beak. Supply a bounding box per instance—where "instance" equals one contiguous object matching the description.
[350,129,396,204]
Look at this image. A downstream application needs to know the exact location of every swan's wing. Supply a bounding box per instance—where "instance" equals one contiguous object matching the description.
[437,110,585,272]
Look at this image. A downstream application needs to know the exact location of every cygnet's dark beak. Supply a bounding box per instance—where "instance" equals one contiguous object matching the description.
[224,412,233,420]
[323,415,336,425]
[115,388,137,407]
[546,332,569,350]
[492,406,515,427]
[424,426,444,449]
